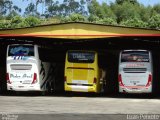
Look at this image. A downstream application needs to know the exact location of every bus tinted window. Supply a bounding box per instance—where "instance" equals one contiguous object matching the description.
[8,45,34,56]
[121,51,149,62]
[68,51,95,63]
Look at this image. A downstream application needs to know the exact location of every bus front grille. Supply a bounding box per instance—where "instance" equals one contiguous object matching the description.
[10,64,32,70]
[123,68,147,73]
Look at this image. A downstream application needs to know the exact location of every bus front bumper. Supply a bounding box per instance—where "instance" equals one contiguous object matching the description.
[65,84,97,93]
[7,84,42,91]
[119,86,152,93]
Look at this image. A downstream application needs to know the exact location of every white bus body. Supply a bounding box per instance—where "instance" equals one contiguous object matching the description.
[118,50,153,93]
[6,44,55,92]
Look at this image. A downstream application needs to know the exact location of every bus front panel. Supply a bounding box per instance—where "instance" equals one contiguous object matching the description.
[118,50,153,93]
[65,51,100,93]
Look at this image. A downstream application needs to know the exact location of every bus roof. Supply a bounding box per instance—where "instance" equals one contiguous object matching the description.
[122,49,149,52]
[8,44,35,46]
[67,50,97,53]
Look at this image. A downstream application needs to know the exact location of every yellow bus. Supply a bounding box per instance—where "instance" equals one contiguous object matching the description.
[64,50,104,93]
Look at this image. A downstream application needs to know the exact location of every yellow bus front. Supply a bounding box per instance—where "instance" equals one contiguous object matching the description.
[64,50,102,93]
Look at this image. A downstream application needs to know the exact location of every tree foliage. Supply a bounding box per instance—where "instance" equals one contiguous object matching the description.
[0,0,160,29]
[148,14,160,29]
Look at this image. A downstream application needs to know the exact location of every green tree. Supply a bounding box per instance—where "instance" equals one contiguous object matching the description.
[24,16,41,27]
[0,0,21,18]
[152,4,160,14]
[88,14,100,22]
[10,15,26,28]
[0,20,10,29]
[79,0,87,15]
[45,1,60,18]
[0,0,9,16]
[61,13,86,22]
[24,2,40,16]
[101,2,116,20]
[88,0,103,19]
[23,0,44,16]
[120,17,147,28]
[100,18,117,25]
[148,14,160,29]
[139,5,152,23]
[60,0,81,16]
[69,13,86,22]
[115,0,139,5]
[1,0,160,29]
[111,1,140,23]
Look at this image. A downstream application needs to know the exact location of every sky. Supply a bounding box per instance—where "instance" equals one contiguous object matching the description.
[13,0,160,15]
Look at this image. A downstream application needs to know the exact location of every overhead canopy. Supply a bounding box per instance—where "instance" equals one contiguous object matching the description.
[0,22,160,39]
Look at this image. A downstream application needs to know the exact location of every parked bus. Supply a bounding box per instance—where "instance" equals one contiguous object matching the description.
[64,50,104,93]
[6,44,56,93]
[118,50,153,93]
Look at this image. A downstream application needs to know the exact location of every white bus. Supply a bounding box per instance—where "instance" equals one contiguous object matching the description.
[6,44,55,93]
[118,50,153,93]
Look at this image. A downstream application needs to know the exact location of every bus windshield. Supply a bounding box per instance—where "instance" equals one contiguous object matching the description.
[68,51,95,63]
[8,45,34,56]
[121,51,149,62]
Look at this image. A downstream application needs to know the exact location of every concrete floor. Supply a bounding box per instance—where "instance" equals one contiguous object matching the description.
[0,93,160,120]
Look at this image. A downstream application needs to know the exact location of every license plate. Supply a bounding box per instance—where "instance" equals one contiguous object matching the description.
[23,80,32,84]
[130,81,140,83]
[132,88,138,89]
[72,80,88,85]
